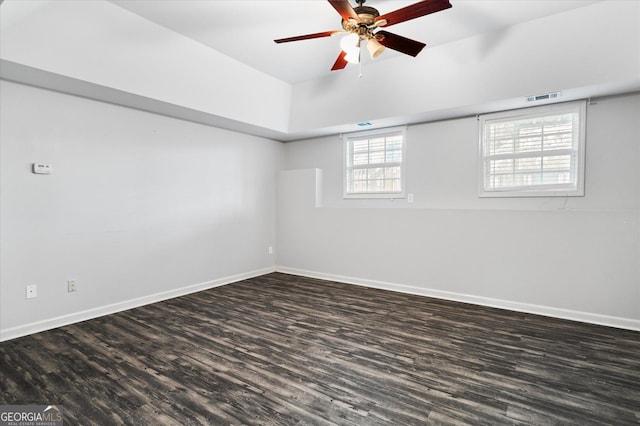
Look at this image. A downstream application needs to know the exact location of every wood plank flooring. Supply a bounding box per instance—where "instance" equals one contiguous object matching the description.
[1,272,639,425]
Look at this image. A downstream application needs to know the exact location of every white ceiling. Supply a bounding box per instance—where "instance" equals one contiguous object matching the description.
[109,0,601,84]
[5,0,634,142]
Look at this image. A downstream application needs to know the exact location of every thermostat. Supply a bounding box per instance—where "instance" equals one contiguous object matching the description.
[32,163,53,174]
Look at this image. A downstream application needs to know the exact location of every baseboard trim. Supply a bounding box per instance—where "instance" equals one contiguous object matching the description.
[0,266,276,342]
[275,266,640,332]
[4,265,637,341]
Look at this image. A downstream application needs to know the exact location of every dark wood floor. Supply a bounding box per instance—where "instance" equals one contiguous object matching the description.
[1,273,639,425]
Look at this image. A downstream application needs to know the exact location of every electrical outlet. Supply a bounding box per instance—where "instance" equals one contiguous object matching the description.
[67,280,77,292]
[268,246,274,255]
[407,193,414,203]
[26,285,37,299]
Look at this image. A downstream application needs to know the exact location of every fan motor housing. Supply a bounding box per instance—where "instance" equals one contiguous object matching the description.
[341,5,380,36]
[354,5,379,24]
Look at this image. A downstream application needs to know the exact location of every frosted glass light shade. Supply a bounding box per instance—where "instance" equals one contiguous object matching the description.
[340,33,360,52]
[344,51,360,64]
[367,38,385,59]
[340,33,361,63]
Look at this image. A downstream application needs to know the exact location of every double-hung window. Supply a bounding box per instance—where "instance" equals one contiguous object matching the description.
[343,126,406,199]
[478,100,586,197]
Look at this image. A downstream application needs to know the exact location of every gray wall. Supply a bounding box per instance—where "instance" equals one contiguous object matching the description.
[278,93,640,329]
[0,81,283,340]
[2,81,638,339]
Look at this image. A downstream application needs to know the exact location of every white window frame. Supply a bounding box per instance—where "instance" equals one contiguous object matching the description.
[478,100,587,197]
[343,126,407,199]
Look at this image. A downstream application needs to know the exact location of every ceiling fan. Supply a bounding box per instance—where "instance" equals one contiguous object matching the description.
[274,0,452,71]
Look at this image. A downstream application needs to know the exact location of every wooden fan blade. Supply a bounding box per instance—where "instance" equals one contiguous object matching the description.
[274,30,341,43]
[375,0,451,27]
[376,30,426,57]
[328,0,360,22]
[331,50,349,71]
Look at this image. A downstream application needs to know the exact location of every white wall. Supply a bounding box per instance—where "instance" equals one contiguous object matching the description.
[278,93,640,330]
[0,81,283,340]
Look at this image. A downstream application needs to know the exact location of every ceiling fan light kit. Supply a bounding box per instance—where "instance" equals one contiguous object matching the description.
[274,0,452,72]
[340,33,361,63]
[367,38,385,59]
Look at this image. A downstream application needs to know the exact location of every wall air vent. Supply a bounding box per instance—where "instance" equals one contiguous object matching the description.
[526,92,560,102]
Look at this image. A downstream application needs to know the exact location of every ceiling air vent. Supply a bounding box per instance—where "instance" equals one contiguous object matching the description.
[526,92,560,102]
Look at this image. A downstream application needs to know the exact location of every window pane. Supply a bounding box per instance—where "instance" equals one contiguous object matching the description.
[369,150,385,164]
[516,135,542,153]
[490,159,513,174]
[385,166,400,179]
[486,123,514,155]
[369,137,385,152]
[386,136,402,150]
[386,149,402,163]
[364,167,376,180]
[353,168,367,180]
[353,152,368,165]
[515,157,541,171]
[543,155,572,172]
[353,140,368,153]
